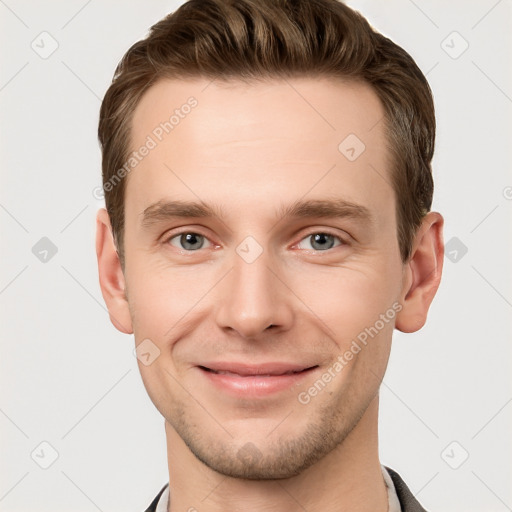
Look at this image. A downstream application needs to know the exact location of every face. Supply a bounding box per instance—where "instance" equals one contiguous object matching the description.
[101,76,415,479]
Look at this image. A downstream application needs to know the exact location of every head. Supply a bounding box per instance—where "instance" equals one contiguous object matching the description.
[96,0,443,479]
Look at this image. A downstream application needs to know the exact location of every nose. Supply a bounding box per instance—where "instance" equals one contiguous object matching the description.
[214,242,294,340]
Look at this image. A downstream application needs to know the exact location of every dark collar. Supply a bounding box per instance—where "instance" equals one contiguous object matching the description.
[385,466,428,512]
[143,483,167,512]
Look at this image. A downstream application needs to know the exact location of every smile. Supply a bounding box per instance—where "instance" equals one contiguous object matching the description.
[197,362,319,396]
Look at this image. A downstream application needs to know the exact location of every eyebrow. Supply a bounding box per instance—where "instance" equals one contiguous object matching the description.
[140,198,373,229]
[141,200,226,229]
[276,198,373,226]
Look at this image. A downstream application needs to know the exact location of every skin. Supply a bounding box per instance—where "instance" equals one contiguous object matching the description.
[96,76,444,512]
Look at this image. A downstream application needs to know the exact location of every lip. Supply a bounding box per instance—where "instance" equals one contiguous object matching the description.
[197,362,318,397]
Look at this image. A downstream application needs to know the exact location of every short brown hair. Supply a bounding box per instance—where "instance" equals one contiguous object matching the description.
[98,0,435,268]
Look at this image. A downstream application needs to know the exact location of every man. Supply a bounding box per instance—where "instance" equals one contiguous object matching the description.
[95,0,444,510]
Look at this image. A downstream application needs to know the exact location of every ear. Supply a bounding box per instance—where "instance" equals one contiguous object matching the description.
[95,208,133,334]
[395,211,444,333]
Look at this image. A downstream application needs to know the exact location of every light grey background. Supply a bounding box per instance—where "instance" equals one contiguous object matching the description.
[1,1,511,511]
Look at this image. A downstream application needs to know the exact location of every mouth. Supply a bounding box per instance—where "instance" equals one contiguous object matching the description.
[196,362,319,396]
[198,366,317,376]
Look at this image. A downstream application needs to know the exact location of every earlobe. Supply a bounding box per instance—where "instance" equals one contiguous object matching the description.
[95,208,133,334]
[395,212,444,333]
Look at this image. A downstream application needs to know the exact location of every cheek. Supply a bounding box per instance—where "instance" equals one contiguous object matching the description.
[125,258,208,340]
[287,260,402,343]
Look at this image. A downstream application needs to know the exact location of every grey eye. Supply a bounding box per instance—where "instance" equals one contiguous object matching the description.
[169,232,210,251]
[297,233,342,251]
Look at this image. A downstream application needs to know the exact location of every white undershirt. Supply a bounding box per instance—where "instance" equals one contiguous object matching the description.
[154,465,401,512]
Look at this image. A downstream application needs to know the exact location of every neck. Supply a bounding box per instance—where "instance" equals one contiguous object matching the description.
[164,395,387,512]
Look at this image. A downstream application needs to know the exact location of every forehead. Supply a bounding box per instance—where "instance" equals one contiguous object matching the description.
[131,76,386,148]
[126,76,393,228]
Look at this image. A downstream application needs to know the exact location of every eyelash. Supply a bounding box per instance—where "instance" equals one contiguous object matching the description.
[162,229,348,253]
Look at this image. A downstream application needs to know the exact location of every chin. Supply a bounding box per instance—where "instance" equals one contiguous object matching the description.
[180,417,349,481]
[193,444,317,480]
